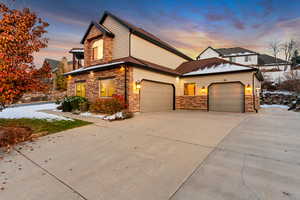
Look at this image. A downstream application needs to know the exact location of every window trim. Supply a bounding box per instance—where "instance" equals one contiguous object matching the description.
[184,83,196,96]
[99,78,116,97]
[75,82,86,97]
[91,39,104,61]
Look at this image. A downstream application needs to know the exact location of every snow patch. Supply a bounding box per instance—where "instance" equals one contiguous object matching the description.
[80,112,105,119]
[261,104,289,109]
[263,90,294,96]
[0,103,72,120]
[184,63,251,76]
[103,112,124,121]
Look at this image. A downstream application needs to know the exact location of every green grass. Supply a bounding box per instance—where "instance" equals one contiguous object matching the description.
[0,118,92,135]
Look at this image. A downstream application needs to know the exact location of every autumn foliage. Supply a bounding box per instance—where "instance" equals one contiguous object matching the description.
[0,3,50,110]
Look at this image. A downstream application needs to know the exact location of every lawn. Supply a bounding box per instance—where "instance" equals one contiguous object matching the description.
[0,118,92,135]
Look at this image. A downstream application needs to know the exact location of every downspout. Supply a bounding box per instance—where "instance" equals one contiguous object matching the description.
[252,72,258,113]
[124,64,128,106]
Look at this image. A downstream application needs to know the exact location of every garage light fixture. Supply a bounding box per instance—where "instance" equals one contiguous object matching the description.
[245,84,252,94]
[200,86,207,95]
[136,81,141,89]
[67,75,72,80]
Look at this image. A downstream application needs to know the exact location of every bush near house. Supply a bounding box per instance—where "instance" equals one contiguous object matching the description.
[90,94,127,114]
[61,96,88,112]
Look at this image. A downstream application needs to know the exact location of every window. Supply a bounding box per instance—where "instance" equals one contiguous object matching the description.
[99,78,116,97]
[229,57,236,62]
[184,83,196,96]
[92,39,104,60]
[245,56,251,62]
[76,82,86,97]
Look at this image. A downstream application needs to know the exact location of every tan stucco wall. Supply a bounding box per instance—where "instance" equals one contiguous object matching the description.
[130,34,188,69]
[103,16,130,59]
[179,71,256,96]
[132,67,180,95]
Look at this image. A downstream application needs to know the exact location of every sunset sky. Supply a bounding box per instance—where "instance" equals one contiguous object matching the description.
[6,0,300,66]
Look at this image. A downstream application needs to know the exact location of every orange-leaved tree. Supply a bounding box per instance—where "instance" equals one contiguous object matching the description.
[0,3,50,110]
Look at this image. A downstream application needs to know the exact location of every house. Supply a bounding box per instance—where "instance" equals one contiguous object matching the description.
[65,11,263,113]
[197,47,291,82]
[43,57,73,89]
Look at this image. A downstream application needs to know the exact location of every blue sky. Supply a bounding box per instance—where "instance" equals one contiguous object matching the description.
[5,0,300,65]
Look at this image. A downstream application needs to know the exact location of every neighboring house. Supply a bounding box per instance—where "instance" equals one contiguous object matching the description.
[43,57,73,89]
[65,11,263,113]
[69,48,84,70]
[197,47,291,83]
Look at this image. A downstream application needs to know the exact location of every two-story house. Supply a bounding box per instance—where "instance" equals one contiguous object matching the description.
[65,11,263,113]
[197,46,291,83]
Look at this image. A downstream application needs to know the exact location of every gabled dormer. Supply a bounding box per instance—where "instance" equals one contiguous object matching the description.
[81,21,115,67]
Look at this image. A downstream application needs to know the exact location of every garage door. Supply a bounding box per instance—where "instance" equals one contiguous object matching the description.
[209,82,244,113]
[140,80,174,112]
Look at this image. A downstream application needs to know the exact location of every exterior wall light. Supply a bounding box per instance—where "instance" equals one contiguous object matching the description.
[176,76,179,81]
[120,66,125,72]
[245,84,252,95]
[67,75,72,80]
[200,86,207,95]
[90,71,94,76]
[136,81,141,89]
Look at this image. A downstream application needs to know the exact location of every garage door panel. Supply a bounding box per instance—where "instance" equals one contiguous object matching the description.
[209,82,244,113]
[140,81,173,112]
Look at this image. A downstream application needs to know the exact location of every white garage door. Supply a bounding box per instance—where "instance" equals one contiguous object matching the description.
[140,80,174,112]
[209,82,245,113]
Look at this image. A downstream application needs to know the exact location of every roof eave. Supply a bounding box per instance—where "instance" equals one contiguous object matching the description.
[80,21,114,44]
[181,68,257,77]
[100,11,193,61]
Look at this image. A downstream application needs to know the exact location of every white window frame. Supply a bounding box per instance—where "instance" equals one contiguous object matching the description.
[92,39,104,60]
[99,78,116,97]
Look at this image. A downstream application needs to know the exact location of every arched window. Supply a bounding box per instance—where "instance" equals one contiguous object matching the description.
[92,39,104,60]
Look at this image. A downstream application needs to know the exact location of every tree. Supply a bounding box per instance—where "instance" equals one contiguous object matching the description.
[291,50,300,67]
[282,39,298,70]
[269,40,282,70]
[0,3,50,110]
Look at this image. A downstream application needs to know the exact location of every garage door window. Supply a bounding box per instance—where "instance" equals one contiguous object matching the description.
[99,78,116,97]
[184,83,196,96]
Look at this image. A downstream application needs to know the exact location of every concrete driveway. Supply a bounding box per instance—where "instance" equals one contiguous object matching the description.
[1,108,300,200]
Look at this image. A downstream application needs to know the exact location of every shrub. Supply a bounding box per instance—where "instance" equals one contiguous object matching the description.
[90,94,126,114]
[61,96,88,112]
[0,126,33,152]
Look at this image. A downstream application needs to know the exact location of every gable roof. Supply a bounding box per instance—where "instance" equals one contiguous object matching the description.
[196,46,221,59]
[44,58,60,72]
[176,57,257,76]
[80,21,114,44]
[258,54,290,66]
[99,11,193,61]
[215,47,258,57]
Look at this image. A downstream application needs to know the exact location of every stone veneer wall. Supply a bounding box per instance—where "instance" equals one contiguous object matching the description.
[67,66,126,102]
[67,65,140,113]
[245,95,255,112]
[84,26,113,67]
[176,96,208,111]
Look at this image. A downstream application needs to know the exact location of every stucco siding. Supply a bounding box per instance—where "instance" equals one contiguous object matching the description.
[132,67,180,95]
[102,16,130,59]
[130,34,188,69]
[227,55,258,65]
[180,72,255,96]
[198,48,220,59]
